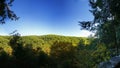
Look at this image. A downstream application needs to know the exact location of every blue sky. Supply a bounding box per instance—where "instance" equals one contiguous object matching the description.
[0,0,93,37]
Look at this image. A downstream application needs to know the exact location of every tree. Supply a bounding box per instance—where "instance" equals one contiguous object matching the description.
[50,41,80,68]
[79,0,120,56]
[91,43,110,67]
[0,0,18,24]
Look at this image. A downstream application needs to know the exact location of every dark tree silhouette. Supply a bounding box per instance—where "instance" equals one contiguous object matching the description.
[79,0,120,56]
[0,0,18,24]
[8,33,51,68]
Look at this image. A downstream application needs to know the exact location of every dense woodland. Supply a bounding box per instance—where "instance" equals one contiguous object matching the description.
[0,0,120,68]
[0,34,110,68]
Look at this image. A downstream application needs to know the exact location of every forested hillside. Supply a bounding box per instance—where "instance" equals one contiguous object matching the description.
[0,35,89,54]
[0,34,111,68]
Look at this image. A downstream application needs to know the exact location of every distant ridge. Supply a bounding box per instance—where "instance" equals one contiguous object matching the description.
[21,34,86,38]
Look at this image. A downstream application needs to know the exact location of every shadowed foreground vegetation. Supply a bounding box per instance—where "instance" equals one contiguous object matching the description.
[0,34,112,68]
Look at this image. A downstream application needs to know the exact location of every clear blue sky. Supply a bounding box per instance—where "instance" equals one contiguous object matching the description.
[0,0,93,37]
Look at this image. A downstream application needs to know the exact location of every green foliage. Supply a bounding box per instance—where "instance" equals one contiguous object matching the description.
[80,0,120,57]
[0,34,112,68]
[91,43,110,67]
[0,35,88,67]
[50,41,80,68]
